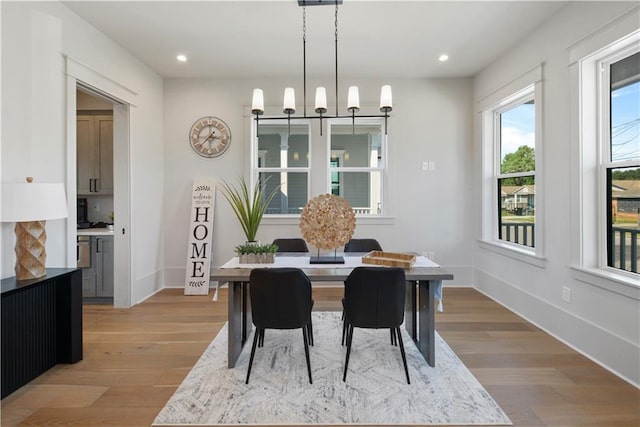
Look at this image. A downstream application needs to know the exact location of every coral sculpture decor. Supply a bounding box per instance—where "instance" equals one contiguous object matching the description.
[299,194,356,263]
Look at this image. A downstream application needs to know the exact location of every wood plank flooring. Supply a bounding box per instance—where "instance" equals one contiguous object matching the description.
[1,287,638,426]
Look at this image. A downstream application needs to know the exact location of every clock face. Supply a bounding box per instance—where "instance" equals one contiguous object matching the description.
[189,116,231,158]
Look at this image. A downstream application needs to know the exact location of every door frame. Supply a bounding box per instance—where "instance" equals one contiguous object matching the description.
[65,57,135,307]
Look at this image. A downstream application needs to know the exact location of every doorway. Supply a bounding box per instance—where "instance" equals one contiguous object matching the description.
[65,58,133,308]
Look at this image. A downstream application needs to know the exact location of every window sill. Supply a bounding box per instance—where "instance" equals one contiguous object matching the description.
[262,215,395,226]
[477,239,547,268]
[570,266,640,300]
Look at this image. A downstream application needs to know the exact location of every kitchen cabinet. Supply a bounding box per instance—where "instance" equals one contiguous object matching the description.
[81,235,114,298]
[77,114,113,195]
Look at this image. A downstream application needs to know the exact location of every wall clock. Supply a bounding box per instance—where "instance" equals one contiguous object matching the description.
[189,116,231,158]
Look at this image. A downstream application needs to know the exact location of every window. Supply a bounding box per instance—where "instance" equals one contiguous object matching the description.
[328,119,385,215]
[571,23,639,289]
[601,49,639,274]
[254,121,310,215]
[480,71,542,260]
[496,96,536,248]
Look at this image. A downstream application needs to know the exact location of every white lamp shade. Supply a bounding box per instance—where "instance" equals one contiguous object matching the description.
[380,85,393,110]
[283,87,296,113]
[347,86,360,110]
[251,88,264,113]
[1,182,69,222]
[315,87,327,110]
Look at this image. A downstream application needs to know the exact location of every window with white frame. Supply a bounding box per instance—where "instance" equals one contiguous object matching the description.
[254,121,310,215]
[496,92,536,248]
[600,48,639,274]
[482,79,541,255]
[571,24,639,287]
[328,119,386,215]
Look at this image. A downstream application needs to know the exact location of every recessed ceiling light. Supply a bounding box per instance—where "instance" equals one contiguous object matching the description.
[177,54,187,62]
[438,54,449,62]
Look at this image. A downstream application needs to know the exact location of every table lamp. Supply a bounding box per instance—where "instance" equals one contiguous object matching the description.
[1,177,69,280]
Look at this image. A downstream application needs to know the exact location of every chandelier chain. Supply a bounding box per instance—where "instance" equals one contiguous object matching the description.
[334,4,338,41]
[303,6,306,42]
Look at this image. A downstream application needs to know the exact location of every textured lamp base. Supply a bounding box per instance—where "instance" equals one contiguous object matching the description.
[15,221,47,280]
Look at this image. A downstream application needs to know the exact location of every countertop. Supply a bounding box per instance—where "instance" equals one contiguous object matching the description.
[77,228,114,236]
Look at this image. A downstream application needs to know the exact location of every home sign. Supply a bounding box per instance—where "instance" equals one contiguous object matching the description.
[184,178,215,295]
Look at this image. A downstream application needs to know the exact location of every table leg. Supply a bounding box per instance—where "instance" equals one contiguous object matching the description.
[417,280,436,367]
[228,281,254,368]
[404,280,417,341]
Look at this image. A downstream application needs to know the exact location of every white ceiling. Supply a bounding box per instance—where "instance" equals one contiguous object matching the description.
[62,1,567,80]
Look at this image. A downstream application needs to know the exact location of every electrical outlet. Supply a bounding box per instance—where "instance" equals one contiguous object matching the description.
[422,161,436,171]
[562,286,571,303]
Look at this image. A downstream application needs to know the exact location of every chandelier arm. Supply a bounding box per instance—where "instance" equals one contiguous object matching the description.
[255,114,388,121]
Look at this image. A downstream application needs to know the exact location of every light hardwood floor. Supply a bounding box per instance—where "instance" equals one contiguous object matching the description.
[1,287,638,426]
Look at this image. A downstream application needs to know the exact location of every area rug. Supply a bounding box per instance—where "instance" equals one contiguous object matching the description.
[153,312,511,426]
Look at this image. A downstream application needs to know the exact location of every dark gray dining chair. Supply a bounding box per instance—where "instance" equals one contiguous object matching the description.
[342,266,410,384]
[246,268,314,384]
[272,238,309,253]
[341,238,387,345]
[344,238,383,253]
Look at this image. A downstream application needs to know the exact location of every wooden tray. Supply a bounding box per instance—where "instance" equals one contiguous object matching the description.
[361,251,416,269]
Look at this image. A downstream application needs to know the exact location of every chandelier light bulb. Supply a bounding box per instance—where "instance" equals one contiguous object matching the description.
[380,85,393,112]
[252,88,264,114]
[347,86,360,111]
[283,87,296,114]
[315,87,327,113]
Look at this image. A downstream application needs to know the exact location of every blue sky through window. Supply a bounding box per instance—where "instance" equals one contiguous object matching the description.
[611,81,640,162]
[500,102,535,162]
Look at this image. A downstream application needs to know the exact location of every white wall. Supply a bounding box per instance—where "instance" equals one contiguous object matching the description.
[163,77,474,287]
[1,2,164,305]
[472,1,640,386]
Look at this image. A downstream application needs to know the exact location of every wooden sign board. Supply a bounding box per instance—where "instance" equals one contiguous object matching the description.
[184,178,215,295]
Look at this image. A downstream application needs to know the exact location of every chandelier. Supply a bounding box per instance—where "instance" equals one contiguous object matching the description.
[250,0,392,135]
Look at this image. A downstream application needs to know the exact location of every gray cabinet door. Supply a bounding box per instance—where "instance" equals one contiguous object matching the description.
[96,236,114,297]
[77,116,96,195]
[77,115,113,195]
[81,238,97,297]
[96,116,113,193]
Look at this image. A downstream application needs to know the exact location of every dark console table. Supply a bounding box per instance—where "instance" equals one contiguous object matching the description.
[1,268,83,398]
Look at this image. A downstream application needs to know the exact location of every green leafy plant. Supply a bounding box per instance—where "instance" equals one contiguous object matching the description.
[234,243,278,255]
[219,176,281,242]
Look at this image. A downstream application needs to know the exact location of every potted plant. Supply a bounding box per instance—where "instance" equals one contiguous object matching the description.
[235,242,278,264]
[219,176,280,244]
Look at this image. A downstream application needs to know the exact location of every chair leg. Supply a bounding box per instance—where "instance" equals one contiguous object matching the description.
[246,328,261,384]
[302,326,313,384]
[308,318,314,346]
[343,324,354,382]
[258,329,265,347]
[342,317,347,346]
[396,327,410,384]
[390,328,397,346]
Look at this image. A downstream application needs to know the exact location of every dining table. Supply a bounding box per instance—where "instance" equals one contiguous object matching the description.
[210,253,454,368]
